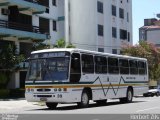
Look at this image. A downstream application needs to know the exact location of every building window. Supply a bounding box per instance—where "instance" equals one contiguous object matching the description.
[112,49,117,54]
[53,20,57,31]
[45,8,49,13]
[39,17,50,34]
[127,12,129,22]
[112,27,117,38]
[112,5,116,16]
[38,0,49,7]
[98,48,104,52]
[52,0,57,6]
[98,25,104,36]
[119,8,124,19]
[120,29,127,40]
[97,1,103,13]
[128,32,130,42]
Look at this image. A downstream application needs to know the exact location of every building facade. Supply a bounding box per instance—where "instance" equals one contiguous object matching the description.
[0,0,132,89]
[65,0,133,54]
[0,0,65,89]
[139,18,160,47]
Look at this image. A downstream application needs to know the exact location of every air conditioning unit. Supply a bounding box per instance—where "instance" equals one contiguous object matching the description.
[1,8,9,15]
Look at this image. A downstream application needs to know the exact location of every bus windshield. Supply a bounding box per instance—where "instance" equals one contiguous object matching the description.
[26,57,70,82]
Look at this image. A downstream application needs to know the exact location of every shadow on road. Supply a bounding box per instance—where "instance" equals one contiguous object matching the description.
[28,100,146,111]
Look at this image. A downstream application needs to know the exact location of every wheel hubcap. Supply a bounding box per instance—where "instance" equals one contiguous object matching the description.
[82,93,88,105]
[128,91,132,101]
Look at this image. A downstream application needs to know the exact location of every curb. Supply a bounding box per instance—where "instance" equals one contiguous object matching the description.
[0,98,25,101]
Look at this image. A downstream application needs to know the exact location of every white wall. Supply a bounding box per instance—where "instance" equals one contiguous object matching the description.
[65,0,132,53]
[147,30,160,45]
[68,0,97,51]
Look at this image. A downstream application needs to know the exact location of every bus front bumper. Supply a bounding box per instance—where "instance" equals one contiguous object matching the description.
[25,91,81,103]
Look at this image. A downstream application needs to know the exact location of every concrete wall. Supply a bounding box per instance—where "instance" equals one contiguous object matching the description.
[147,30,160,45]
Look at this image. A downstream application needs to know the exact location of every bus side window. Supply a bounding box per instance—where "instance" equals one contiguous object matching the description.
[82,54,94,73]
[70,53,81,83]
[129,60,138,75]
[138,61,146,75]
[95,56,107,74]
[108,57,119,74]
[119,59,129,74]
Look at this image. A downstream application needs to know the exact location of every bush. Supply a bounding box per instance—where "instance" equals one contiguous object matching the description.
[0,72,8,89]
[9,89,25,98]
[0,89,10,98]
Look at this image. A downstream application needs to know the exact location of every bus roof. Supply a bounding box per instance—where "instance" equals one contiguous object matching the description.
[31,48,147,61]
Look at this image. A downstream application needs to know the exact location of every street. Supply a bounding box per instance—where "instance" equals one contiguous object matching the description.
[0,96,160,114]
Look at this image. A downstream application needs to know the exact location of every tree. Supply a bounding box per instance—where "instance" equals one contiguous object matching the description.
[121,41,160,81]
[0,44,24,70]
[0,44,25,88]
[54,39,76,48]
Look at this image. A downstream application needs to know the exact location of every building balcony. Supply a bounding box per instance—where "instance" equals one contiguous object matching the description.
[0,0,46,15]
[0,19,48,40]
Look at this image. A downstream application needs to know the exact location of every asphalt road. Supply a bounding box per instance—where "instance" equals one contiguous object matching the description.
[0,96,160,114]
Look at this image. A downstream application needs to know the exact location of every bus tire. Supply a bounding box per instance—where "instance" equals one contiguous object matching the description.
[77,90,89,108]
[46,102,58,109]
[120,88,133,103]
[95,100,107,105]
[126,88,133,103]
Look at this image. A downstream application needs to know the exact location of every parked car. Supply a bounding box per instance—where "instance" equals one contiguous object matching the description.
[143,86,160,97]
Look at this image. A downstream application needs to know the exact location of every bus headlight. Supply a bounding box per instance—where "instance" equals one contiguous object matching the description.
[63,88,67,91]
[58,88,62,92]
[26,88,30,92]
[26,88,34,92]
[54,88,57,92]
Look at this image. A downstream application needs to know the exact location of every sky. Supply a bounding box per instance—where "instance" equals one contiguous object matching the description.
[132,0,160,44]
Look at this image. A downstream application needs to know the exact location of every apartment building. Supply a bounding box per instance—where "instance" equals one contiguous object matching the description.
[0,0,132,89]
[65,0,132,54]
[0,0,65,89]
[139,17,160,47]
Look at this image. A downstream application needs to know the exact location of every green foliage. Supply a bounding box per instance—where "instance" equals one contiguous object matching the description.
[122,41,160,81]
[0,72,8,89]
[54,38,66,48]
[66,43,76,48]
[9,89,25,98]
[32,42,50,50]
[0,89,10,98]
[54,39,76,48]
[0,44,25,70]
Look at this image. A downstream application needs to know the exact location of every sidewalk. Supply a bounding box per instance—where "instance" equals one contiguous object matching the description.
[0,99,41,112]
[0,98,25,101]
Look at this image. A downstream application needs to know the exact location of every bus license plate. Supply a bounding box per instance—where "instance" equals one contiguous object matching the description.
[40,98,47,101]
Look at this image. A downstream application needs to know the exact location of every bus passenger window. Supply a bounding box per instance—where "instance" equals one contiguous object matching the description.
[82,54,94,73]
[95,56,107,74]
[129,60,138,74]
[108,57,119,74]
[119,59,129,74]
[138,61,146,75]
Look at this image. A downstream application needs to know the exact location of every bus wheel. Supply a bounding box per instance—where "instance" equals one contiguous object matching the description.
[77,91,89,108]
[95,100,107,105]
[46,102,58,109]
[126,88,133,103]
[120,88,133,103]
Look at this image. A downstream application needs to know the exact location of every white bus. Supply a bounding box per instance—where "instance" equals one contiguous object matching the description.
[25,48,148,109]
